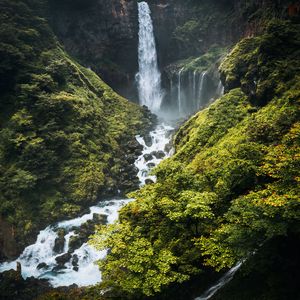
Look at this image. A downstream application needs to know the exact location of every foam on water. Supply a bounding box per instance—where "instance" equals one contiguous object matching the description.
[0,124,173,287]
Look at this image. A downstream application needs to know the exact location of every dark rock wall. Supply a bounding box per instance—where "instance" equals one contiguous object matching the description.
[48,0,139,101]
[47,0,294,104]
[0,217,18,261]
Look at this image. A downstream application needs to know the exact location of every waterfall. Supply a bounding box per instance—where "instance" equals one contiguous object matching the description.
[195,262,243,300]
[0,124,173,287]
[216,80,224,97]
[136,2,163,113]
[177,68,184,115]
[193,70,197,110]
[197,71,207,110]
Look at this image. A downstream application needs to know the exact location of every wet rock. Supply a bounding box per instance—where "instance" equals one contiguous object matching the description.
[0,268,52,299]
[53,228,66,254]
[37,262,48,270]
[144,134,153,147]
[92,213,108,225]
[135,148,143,156]
[67,235,81,253]
[55,253,71,266]
[52,265,66,272]
[147,162,156,169]
[73,266,79,272]
[144,154,153,162]
[151,150,165,159]
[164,142,173,153]
[145,179,154,185]
[72,254,79,267]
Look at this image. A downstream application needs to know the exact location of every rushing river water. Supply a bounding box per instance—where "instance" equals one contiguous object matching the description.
[0,123,173,287]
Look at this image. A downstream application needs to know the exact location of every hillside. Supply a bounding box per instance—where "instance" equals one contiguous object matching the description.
[0,0,154,260]
[90,19,300,300]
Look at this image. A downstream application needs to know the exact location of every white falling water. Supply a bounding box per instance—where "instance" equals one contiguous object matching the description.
[195,262,243,300]
[135,123,173,186]
[177,68,184,115]
[197,71,207,110]
[0,124,173,287]
[216,80,224,97]
[136,1,163,113]
[193,70,196,106]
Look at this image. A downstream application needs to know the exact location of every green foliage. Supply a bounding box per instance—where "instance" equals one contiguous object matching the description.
[91,20,300,298]
[0,0,152,249]
[166,46,227,78]
[220,20,300,105]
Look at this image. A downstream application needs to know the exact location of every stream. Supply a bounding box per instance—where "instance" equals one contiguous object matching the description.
[0,123,173,287]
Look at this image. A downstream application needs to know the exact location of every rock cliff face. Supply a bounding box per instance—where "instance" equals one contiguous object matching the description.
[48,0,294,107]
[48,0,139,101]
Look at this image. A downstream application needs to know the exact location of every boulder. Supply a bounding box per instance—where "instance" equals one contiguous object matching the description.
[151,150,165,159]
[147,162,156,169]
[144,135,153,147]
[92,213,108,225]
[37,262,48,270]
[145,179,154,185]
[135,148,143,156]
[55,253,71,266]
[53,228,66,254]
[72,254,79,267]
[144,154,153,162]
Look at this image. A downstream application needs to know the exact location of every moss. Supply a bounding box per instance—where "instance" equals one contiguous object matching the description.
[166,46,227,78]
[220,20,300,105]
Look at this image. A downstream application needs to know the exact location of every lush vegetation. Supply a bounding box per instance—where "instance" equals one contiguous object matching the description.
[172,0,291,58]
[0,0,153,253]
[90,19,300,299]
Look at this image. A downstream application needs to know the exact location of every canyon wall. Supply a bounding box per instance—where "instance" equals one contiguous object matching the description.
[47,0,294,106]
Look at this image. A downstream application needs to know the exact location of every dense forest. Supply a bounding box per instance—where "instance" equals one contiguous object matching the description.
[0,0,299,299]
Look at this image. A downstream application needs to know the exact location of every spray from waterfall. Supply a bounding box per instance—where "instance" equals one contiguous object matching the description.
[136,2,163,113]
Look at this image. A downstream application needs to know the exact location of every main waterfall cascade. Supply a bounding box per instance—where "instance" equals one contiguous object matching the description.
[136,1,163,113]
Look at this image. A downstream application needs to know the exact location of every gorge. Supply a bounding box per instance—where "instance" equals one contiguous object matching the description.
[0,1,300,300]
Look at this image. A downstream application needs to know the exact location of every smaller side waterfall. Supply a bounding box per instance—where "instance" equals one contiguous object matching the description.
[195,262,243,300]
[198,72,207,102]
[193,71,197,104]
[216,80,224,97]
[177,68,184,115]
[136,1,163,113]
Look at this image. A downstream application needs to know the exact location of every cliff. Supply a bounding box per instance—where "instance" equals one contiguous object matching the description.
[46,0,297,112]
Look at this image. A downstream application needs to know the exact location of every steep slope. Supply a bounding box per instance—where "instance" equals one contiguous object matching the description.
[0,0,154,260]
[90,19,300,299]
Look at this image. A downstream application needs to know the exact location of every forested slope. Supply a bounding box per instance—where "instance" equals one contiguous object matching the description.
[0,0,153,260]
[91,19,300,300]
